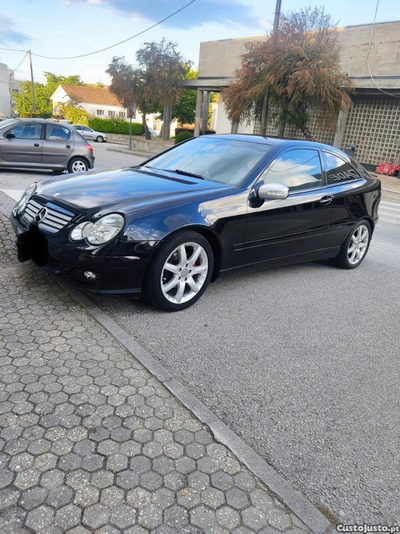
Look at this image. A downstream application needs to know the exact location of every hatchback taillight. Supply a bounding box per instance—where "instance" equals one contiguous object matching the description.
[84,144,93,152]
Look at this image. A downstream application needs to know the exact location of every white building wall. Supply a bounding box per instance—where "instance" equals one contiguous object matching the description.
[215,101,255,134]
[0,63,15,118]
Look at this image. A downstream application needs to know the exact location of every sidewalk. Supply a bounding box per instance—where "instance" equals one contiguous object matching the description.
[373,173,400,202]
[0,193,327,533]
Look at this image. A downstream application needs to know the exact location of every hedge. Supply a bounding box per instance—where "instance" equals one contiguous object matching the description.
[175,131,194,144]
[175,127,216,136]
[88,118,144,136]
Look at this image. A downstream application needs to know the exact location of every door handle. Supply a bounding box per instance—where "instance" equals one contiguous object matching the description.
[34,143,40,147]
[319,195,333,205]
[66,145,71,148]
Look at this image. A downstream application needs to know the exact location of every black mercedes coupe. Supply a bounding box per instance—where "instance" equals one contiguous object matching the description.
[11,134,381,311]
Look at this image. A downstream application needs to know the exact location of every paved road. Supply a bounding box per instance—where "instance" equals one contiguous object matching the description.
[1,147,400,525]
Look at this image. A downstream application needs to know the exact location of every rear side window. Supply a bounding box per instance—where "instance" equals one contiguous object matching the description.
[6,123,42,140]
[323,152,361,184]
[46,125,71,141]
[261,149,323,192]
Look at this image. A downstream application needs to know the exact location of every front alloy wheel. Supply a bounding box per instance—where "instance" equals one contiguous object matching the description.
[161,243,209,304]
[145,231,214,311]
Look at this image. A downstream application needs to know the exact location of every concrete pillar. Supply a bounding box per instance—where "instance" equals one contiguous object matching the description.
[194,89,203,137]
[201,91,210,135]
[162,102,172,141]
[333,108,349,149]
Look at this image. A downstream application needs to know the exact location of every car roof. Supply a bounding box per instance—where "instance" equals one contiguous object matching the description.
[9,118,73,126]
[209,134,348,157]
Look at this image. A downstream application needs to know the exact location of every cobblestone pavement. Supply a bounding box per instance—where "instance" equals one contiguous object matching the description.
[0,200,311,534]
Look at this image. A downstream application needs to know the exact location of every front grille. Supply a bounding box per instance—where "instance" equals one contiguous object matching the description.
[22,198,74,234]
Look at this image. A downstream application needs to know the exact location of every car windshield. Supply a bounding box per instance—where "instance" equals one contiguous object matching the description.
[144,137,271,186]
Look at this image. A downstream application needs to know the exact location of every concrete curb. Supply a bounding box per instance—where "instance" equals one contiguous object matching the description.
[107,146,154,158]
[60,280,333,534]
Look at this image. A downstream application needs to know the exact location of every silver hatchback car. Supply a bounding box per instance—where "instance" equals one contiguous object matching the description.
[0,119,95,173]
[72,125,107,143]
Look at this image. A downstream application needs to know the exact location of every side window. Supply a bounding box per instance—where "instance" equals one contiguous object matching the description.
[82,126,91,132]
[6,123,42,140]
[323,152,361,184]
[262,149,322,192]
[46,125,71,141]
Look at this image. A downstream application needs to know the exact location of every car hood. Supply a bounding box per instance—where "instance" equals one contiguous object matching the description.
[37,167,230,212]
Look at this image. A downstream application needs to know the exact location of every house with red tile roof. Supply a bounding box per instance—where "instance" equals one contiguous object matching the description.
[50,84,130,120]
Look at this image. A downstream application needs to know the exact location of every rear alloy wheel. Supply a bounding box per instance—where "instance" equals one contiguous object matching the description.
[96,136,104,143]
[68,157,88,174]
[145,231,214,311]
[333,220,371,269]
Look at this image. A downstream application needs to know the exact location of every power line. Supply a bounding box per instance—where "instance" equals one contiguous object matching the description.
[0,51,28,84]
[365,0,400,99]
[0,0,196,61]
[33,0,196,60]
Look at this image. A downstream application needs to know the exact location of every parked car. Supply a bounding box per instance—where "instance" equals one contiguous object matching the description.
[72,125,107,143]
[11,134,381,311]
[0,119,94,173]
[147,127,159,138]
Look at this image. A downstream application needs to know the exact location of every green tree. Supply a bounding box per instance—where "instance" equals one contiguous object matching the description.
[60,102,89,125]
[223,7,353,140]
[15,73,83,117]
[107,39,190,139]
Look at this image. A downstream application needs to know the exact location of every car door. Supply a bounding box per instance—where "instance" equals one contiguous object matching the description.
[41,124,74,166]
[80,126,95,140]
[0,123,43,164]
[243,148,333,265]
[321,150,367,249]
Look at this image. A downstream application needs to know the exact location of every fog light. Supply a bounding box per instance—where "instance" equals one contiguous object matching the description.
[83,271,97,280]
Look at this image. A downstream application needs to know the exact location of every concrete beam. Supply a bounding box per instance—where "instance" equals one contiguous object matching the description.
[201,91,210,135]
[194,89,203,137]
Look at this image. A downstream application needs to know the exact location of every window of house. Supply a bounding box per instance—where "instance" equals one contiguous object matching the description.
[108,110,115,117]
[119,111,126,118]
[261,149,323,192]
[46,125,71,140]
[96,110,104,116]
[322,152,361,184]
[6,123,42,140]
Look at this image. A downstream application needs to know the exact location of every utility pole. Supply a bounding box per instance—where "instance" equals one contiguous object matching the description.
[28,50,36,114]
[260,0,282,136]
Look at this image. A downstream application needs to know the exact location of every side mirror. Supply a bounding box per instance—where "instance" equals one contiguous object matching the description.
[258,183,289,200]
[6,133,16,140]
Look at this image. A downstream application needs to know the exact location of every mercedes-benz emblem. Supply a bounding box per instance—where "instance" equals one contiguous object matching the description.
[35,208,47,223]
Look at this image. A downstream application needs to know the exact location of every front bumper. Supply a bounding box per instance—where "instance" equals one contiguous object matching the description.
[10,214,145,295]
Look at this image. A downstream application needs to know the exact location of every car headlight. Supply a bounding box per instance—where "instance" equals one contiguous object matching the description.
[70,221,94,241]
[16,183,36,214]
[70,214,124,245]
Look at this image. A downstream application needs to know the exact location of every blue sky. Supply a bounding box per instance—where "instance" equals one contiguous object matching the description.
[0,0,399,84]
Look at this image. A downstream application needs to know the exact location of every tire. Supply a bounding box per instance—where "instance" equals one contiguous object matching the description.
[144,230,214,311]
[332,219,372,269]
[96,136,104,143]
[68,157,88,174]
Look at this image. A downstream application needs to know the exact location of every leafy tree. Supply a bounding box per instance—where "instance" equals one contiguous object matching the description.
[15,72,83,117]
[171,69,197,125]
[107,39,190,139]
[223,7,353,140]
[60,102,89,125]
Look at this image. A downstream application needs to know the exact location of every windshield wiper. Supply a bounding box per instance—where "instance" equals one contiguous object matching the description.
[173,169,207,180]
